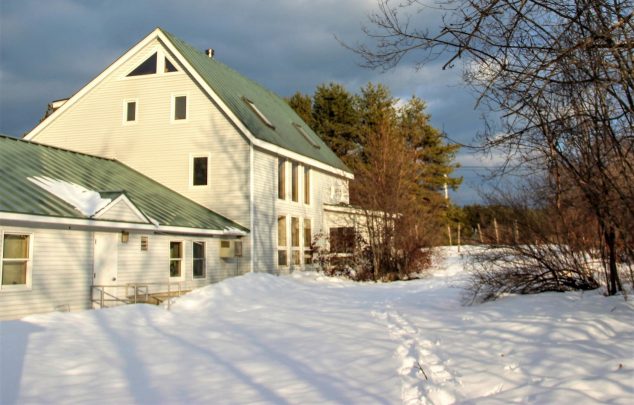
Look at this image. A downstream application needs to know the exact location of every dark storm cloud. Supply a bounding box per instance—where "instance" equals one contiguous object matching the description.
[0,0,492,204]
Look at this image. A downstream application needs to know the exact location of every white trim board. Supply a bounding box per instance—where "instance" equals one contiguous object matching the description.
[0,212,248,237]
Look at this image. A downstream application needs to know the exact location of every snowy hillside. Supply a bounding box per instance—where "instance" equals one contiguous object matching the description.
[1,247,632,404]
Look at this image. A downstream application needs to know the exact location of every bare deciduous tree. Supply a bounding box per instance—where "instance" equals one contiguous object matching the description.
[354,0,634,295]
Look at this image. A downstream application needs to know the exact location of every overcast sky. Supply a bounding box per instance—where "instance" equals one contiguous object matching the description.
[0,0,500,205]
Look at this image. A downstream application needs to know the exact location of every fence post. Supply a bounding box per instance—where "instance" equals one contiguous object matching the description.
[167,282,171,310]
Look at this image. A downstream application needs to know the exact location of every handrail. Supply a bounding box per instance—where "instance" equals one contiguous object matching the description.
[91,285,132,308]
[91,281,187,309]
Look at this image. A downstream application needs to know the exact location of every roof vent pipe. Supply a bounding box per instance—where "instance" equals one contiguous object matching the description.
[205,48,215,58]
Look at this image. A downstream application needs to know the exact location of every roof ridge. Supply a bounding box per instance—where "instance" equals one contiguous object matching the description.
[1,134,117,162]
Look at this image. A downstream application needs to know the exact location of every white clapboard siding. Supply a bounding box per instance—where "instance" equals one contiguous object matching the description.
[258,150,348,274]
[0,226,93,320]
[0,226,249,319]
[252,149,277,273]
[30,38,252,275]
[117,233,244,292]
[30,38,251,232]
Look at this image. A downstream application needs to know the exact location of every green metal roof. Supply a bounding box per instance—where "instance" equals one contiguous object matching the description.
[0,135,248,233]
[161,29,351,173]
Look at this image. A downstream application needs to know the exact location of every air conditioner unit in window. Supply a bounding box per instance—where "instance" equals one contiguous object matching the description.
[219,240,234,258]
[234,240,243,257]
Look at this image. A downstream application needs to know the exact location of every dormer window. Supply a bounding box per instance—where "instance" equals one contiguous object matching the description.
[243,97,275,129]
[128,53,157,76]
[293,123,320,149]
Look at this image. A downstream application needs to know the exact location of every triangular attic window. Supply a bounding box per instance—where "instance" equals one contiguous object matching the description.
[164,58,178,73]
[128,53,157,76]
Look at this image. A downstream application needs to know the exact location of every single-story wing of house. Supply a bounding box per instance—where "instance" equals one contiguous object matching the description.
[0,135,248,320]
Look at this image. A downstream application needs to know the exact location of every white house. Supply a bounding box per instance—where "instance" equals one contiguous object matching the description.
[1,28,356,319]
[0,135,248,319]
[24,27,354,276]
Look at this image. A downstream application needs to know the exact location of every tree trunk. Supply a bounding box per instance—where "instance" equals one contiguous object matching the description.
[604,226,620,296]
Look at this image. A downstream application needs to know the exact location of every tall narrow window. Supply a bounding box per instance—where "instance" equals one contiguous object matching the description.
[169,241,182,278]
[192,156,209,186]
[193,242,206,279]
[125,101,137,122]
[128,53,157,76]
[291,162,299,202]
[291,217,300,266]
[1,234,31,286]
[278,158,286,200]
[278,216,287,266]
[304,167,310,205]
[174,96,187,120]
[303,219,312,265]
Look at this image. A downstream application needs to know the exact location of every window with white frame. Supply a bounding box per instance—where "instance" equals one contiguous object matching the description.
[164,58,178,73]
[1,233,32,288]
[125,100,137,123]
[291,217,300,266]
[169,241,183,278]
[304,167,310,205]
[127,53,157,76]
[193,241,205,279]
[190,154,210,187]
[173,95,187,121]
[291,162,299,202]
[277,216,287,266]
[278,158,286,200]
[303,219,312,265]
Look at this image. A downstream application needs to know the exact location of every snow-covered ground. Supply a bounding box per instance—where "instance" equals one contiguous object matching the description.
[1,247,632,404]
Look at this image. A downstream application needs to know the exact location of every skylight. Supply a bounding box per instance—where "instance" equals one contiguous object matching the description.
[243,97,275,129]
[293,123,320,149]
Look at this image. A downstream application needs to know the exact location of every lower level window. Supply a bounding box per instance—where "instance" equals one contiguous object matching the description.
[291,251,300,266]
[169,241,182,278]
[193,241,205,278]
[278,250,288,266]
[330,227,356,253]
[278,216,288,266]
[2,234,31,287]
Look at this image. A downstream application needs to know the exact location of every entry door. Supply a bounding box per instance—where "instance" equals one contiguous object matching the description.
[94,232,118,285]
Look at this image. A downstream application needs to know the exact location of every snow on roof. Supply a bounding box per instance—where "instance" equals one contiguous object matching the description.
[28,176,112,217]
